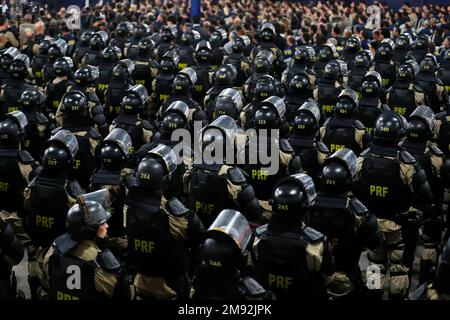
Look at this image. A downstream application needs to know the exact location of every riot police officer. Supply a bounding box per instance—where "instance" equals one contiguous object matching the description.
[415,54,444,113]
[308,148,382,299]
[411,34,431,63]
[192,209,266,300]
[242,96,301,201]
[31,41,50,89]
[151,51,179,111]
[314,59,348,119]
[19,88,50,159]
[178,30,200,69]
[282,46,317,86]
[83,31,109,67]
[204,64,237,121]
[400,106,450,284]
[1,54,34,116]
[96,46,122,105]
[354,111,435,300]
[125,24,149,60]
[288,99,329,186]
[223,35,251,87]
[45,57,74,116]
[373,39,397,89]
[211,88,244,123]
[132,38,159,95]
[43,39,68,84]
[387,60,426,118]
[357,71,389,136]
[346,50,373,94]
[55,90,102,190]
[111,22,132,53]
[103,60,134,123]
[0,111,36,247]
[44,193,131,300]
[393,33,413,65]
[320,89,368,156]
[0,217,24,300]
[209,28,227,70]
[285,72,314,122]
[156,26,176,60]
[252,173,334,300]
[244,50,276,101]
[126,145,205,299]
[0,47,19,85]
[437,48,450,95]
[23,130,82,300]
[314,43,339,80]
[73,30,94,68]
[110,84,154,156]
[90,129,133,256]
[341,36,362,69]
[185,115,261,227]
[192,40,214,104]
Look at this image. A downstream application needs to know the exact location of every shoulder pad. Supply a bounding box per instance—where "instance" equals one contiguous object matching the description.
[353,120,365,130]
[302,226,325,243]
[255,224,268,237]
[436,78,444,86]
[399,150,416,165]
[323,118,331,126]
[381,104,391,112]
[240,276,266,297]
[18,151,35,164]
[96,249,120,272]
[53,233,79,255]
[414,84,424,93]
[123,173,137,189]
[36,113,49,125]
[435,111,446,120]
[360,147,370,157]
[227,167,246,185]
[67,179,84,197]
[316,141,330,154]
[280,139,294,153]
[167,197,189,217]
[141,119,154,131]
[349,198,369,216]
[87,128,102,140]
[429,144,444,157]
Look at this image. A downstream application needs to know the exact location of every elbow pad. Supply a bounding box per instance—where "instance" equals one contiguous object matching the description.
[412,166,434,206]
[238,184,261,221]
[0,222,24,266]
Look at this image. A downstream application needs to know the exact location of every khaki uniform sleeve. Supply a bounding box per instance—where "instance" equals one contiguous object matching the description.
[399,163,415,192]
[168,215,188,240]
[317,150,328,166]
[354,128,365,149]
[89,137,99,155]
[319,126,326,140]
[279,151,293,173]
[305,242,324,272]
[313,88,318,101]
[415,91,425,106]
[94,268,118,298]
[182,169,192,196]
[18,163,34,183]
[55,102,63,127]
[6,31,18,48]
[142,128,153,144]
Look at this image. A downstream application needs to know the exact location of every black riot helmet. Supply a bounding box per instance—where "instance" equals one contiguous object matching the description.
[210,28,227,47]
[181,30,195,46]
[253,50,274,74]
[61,90,88,116]
[334,89,359,118]
[214,64,237,86]
[415,34,430,50]
[345,36,361,53]
[271,173,316,215]
[43,130,79,174]
[80,30,95,46]
[67,198,111,241]
[419,54,438,74]
[324,60,347,81]
[289,72,312,94]
[101,46,118,63]
[375,39,394,61]
[292,99,321,136]
[0,111,27,149]
[9,54,30,79]
[116,22,132,37]
[161,101,190,135]
[317,43,337,62]
[121,84,148,114]
[138,37,155,54]
[160,51,179,74]
[232,36,250,53]
[294,46,315,66]
[320,148,357,195]
[100,128,132,170]
[19,87,45,111]
[138,144,177,189]
[254,96,286,130]
[0,47,19,71]
[354,50,373,68]
[195,40,212,63]
[48,39,67,61]
[260,22,276,42]
[201,115,238,162]
[161,26,175,43]
[361,71,382,97]
[89,31,108,51]
[395,33,412,51]
[253,75,277,102]
[53,57,73,77]
[373,111,407,145]
[112,62,127,80]
[397,60,419,82]
[134,24,148,40]
[406,105,435,142]
[38,40,51,55]
[173,68,197,95]
[74,64,100,86]
[213,88,243,121]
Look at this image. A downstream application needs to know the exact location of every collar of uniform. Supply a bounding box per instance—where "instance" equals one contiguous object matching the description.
[69,240,100,262]
[369,143,399,158]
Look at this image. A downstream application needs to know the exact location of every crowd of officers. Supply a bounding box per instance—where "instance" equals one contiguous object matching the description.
[1,16,450,301]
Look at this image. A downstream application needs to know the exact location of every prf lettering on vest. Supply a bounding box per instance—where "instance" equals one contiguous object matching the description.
[134,239,155,253]
[444,85,450,92]
[251,169,268,180]
[73,159,81,169]
[268,274,293,289]
[330,144,345,153]
[195,201,214,215]
[370,185,388,197]
[0,181,9,192]
[36,215,54,229]
[56,291,79,300]
[393,107,407,115]
[322,105,334,113]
